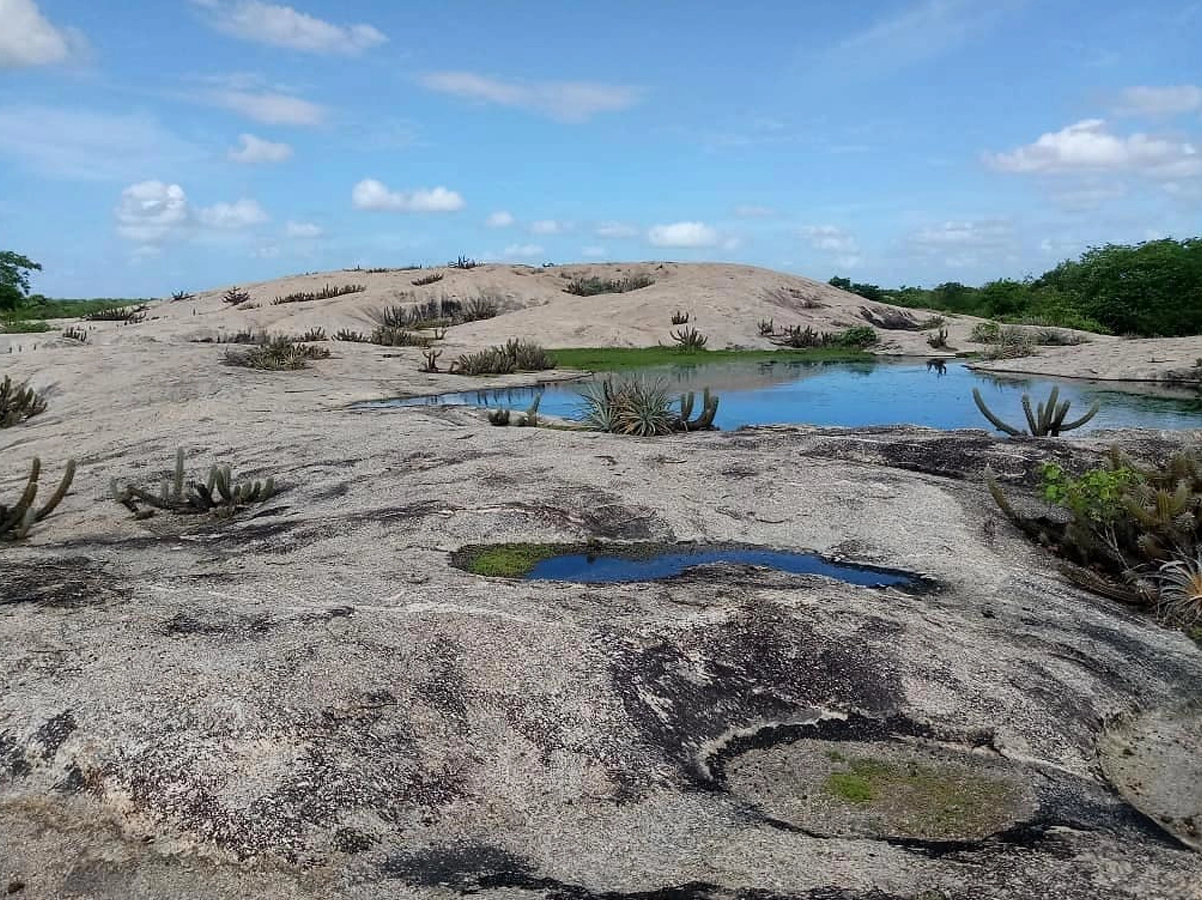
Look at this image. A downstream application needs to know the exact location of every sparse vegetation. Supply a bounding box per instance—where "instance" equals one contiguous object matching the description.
[420,348,443,372]
[971,322,1036,359]
[84,303,148,324]
[1,375,47,427]
[223,287,252,305]
[771,324,878,350]
[2,319,50,333]
[670,326,709,351]
[564,274,655,296]
[987,447,1202,623]
[273,283,366,305]
[335,329,369,343]
[412,272,445,286]
[61,326,88,343]
[223,337,331,370]
[371,326,433,348]
[112,448,276,520]
[1,457,75,540]
[671,310,690,325]
[371,292,500,330]
[927,327,950,349]
[450,339,553,375]
[449,255,480,269]
[170,290,194,302]
[758,318,775,337]
[299,327,327,342]
[972,386,1099,437]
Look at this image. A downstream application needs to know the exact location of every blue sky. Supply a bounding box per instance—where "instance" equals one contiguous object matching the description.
[1,0,1200,297]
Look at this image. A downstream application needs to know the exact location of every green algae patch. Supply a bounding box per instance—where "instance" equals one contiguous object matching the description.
[823,755,1022,840]
[452,543,574,578]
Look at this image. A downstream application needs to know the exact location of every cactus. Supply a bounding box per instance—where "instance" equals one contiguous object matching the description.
[671,310,690,325]
[112,449,277,519]
[670,326,708,351]
[411,272,445,286]
[62,326,89,343]
[223,287,252,305]
[1,375,48,427]
[676,388,719,431]
[927,326,950,349]
[517,394,542,427]
[973,386,1100,437]
[1,458,76,540]
[488,409,511,426]
[420,349,443,373]
[757,318,775,337]
[170,290,194,302]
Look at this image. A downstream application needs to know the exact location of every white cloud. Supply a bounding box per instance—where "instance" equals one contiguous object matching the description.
[734,204,777,218]
[986,119,1201,179]
[647,222,720,248]
[502,243,544,258]
[903,218,1016,269]
[228,133,293,164]
[209,90,326,126]
[114,181,191,243]
[530,219,566,235]
[351,179,465,212]
[486,210,514,228]
[285,220,322,238]
[0,0,84,68]
[1113,85,1202,117]
[418,71,640,123]
[581,245,606,257]
[0,107,201,180]
[251,245,280,259]
[1048,182,1127,212]
[192,0,386,54]
[802,224,858,254]
[595,221,639,239]
[199,198,269,229]
[130,245,162,264]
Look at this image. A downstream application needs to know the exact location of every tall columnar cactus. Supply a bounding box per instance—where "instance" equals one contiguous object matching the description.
[676,388,720,431]
[1,458,76,540]
[972,386,1099,437]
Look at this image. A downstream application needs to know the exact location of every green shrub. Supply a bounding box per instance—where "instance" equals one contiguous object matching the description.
[970,321,1002,343]
[2,319,50,334]
[449,339,552,375]
[564,274,654,296]
[272,283,366,305]
[834,325,878,349]
[670,326,708,350]
[578,377,719,435]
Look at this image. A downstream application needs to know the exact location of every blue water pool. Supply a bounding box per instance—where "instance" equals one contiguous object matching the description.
[359,359,1202,432]
[525,546,917,587]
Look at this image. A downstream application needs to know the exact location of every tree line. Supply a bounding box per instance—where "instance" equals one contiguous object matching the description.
[830,237,1202,337]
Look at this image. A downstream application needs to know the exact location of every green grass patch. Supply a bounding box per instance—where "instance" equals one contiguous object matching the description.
[550,346,871,372]
[452,542,571,578]
[6,298,156,322]
[0,319,51,334]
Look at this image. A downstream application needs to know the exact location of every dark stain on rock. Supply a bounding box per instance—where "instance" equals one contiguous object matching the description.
[312,482,351,501]
[0,558,128,609]
[333,826,376,854]
[416,636,470,730]
[608,602,903,785]
[0,732,31,778]
[162,611,273,638]
[54,763,88,795]
[34,711,76,760]
[295,605,356,626]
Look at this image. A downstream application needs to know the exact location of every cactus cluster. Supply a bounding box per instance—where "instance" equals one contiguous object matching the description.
[987,447,1202,619]
[758,318,775,337]
[223,287,252,305]
[972,386,1099,437]
[564,274,654,296]
[578,377,720,436]
[371,326,434,348]
[84,303,148,323]
[671,310,691,325]
[62,326,88,343]
[670,326,708,350]
[272,283,366,305]
[112,448,276,520]
[927,327,950,349]
[1,458,75,540]
[449,339,552,376]
[449,255,480,269]
[373,293,499,330]
[170,290,195,302]
[223,337,330,370]
[1,375,47,427]
[420,348,443,372]
[771,324,878,349]
[411,272,445,286]
[335,329,369,343]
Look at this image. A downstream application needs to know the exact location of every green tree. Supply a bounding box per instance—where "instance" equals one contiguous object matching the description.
[0,251,42,312]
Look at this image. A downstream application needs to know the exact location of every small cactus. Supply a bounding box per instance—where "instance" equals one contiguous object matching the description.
[488,409,511,426]
[517,394,542,427]
[420,348,443,373]
[676,388,719,431]
[1,458,76,540]
[671,310,691,325]
[111,448,277,519]
[0,375,48,428]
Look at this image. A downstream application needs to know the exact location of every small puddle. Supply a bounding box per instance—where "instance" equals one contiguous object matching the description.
[451,541,921,589]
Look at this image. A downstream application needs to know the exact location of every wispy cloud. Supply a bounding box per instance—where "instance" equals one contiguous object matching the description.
[801,225,861,268]
[418,71,640,122]
[1112,85,1202,117]
[228,133,293,163]
[530,219,568,235]
[831,0,1026,72]
[207,89,326,125]
[985,119,1201,179]
[285,220,322,238]
[486,211,514,228]
[595,221,639,239]
[500,243,544,259]
[0,0,86,69]
[198,198,269,229]
[0,106,201,180]
[734,204,778,219]
[351,179,464,212]
[902,218,1017,268]
[191,0,386,55]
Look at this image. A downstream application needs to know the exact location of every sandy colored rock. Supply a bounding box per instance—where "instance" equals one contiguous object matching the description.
[1,263,1201,899]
